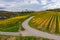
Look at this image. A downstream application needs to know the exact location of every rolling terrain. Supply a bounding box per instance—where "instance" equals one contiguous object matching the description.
[29,9,60,35]
[0,9,60,40]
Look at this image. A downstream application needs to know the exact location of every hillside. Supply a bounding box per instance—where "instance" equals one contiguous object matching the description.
[46,8,60,12]
[0,11,33,20]
[29,9,60,35]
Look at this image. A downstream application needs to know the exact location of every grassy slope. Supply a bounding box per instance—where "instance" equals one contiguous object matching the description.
[0,15,29,32]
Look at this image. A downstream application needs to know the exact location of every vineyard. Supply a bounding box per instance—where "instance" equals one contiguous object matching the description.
[29,11,60,35]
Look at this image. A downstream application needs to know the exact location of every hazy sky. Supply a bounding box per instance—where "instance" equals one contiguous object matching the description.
[0,0,59,11]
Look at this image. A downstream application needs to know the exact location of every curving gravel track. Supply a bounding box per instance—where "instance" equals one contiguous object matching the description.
[22,16,60,40]
[0,16,60,40]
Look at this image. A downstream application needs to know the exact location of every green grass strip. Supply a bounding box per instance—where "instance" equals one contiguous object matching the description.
[55,15,59,33]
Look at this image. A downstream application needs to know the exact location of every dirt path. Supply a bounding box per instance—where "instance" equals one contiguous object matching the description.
[0,16,60,40]
[22,16,60,40]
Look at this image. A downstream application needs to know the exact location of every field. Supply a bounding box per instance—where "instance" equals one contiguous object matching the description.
[0,35,53,40]
[29,11,60,35]
[0,15,29,32]
[0,11,32,32]
[0,10,60,40]
[16,36,53,40]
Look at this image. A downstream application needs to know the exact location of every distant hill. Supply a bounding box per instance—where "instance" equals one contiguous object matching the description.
[0,8,60,19]
[0,11,33,19]
[0,11,17,18]
[46,8,60,12]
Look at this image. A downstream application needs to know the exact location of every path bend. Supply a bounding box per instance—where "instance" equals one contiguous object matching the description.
[22,16,60,40]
